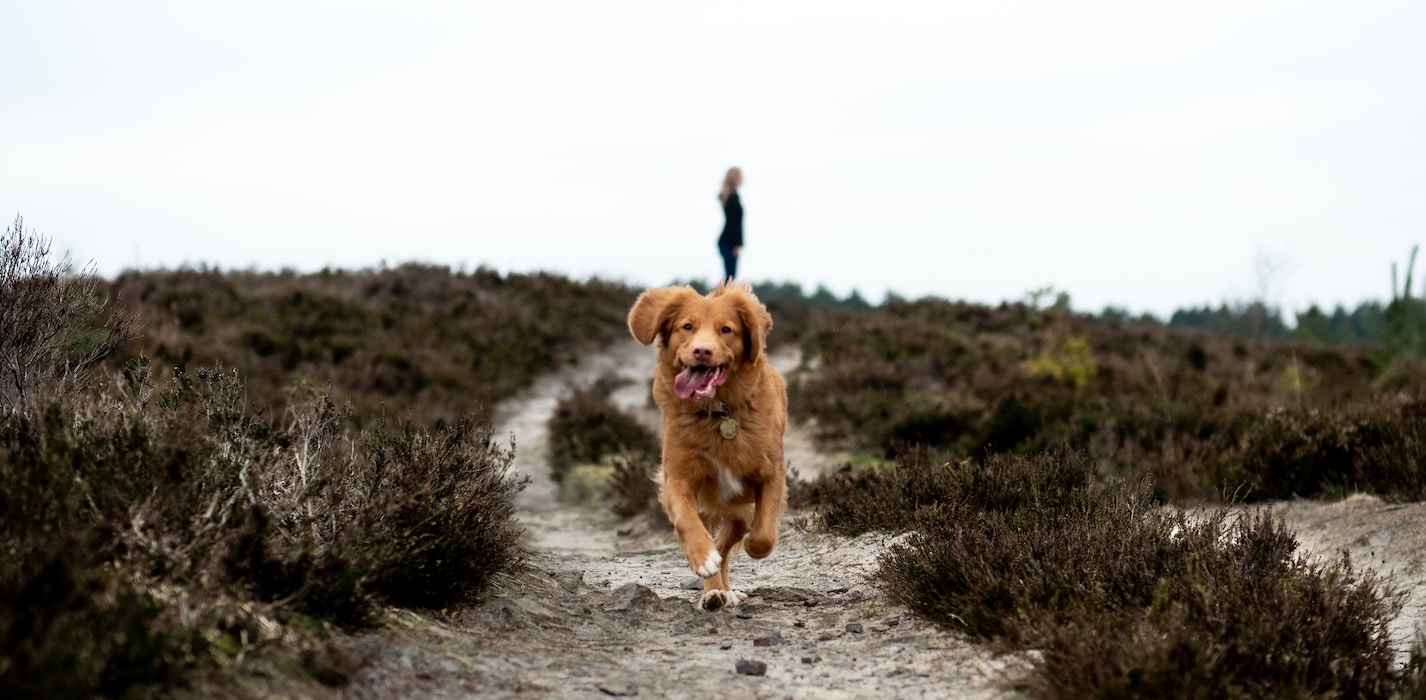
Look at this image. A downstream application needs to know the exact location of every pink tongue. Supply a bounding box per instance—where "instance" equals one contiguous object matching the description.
[674,366,722,399]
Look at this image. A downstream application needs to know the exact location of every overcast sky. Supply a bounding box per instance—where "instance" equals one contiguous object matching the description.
[3,1,1424,319]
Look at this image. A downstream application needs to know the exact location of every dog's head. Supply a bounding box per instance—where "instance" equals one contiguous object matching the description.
[628,281,773,401]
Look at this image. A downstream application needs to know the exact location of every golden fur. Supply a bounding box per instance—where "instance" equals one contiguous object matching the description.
[627,281,788,611]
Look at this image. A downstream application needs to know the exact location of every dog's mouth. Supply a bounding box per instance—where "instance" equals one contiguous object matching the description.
[674,364,728,400]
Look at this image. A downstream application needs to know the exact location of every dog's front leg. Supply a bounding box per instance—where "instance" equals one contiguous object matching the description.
[745,461,787,559]
[661,476,721,578]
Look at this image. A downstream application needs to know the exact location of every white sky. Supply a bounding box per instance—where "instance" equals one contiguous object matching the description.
[3,1,1424,319]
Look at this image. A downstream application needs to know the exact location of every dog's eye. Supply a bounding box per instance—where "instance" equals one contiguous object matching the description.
[682,323,694,331]
[721,326,733,334]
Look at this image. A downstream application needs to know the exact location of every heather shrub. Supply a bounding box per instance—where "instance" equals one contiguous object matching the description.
[546,376,658,483]
[347,414,526,610]
[1,214,136,415]
[865,449,1413,697]
[1229,400,1426,501]
[791,448,962,534]
[106,265,639,426]
[2,359,528,694]
[605,451,662,519]
[545,376,662,517]
[2,223,542,694]
[0,407,195,698]
[789,295,1422,502]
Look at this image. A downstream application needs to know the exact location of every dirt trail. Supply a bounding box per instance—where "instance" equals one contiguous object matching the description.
[325,341,1426,699]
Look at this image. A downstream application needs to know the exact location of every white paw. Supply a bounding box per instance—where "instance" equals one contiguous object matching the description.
[699,589,744,612]
[697,588,748,612]
[694,549,722,579]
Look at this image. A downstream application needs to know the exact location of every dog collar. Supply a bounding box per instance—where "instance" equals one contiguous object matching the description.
[709,401,739,439]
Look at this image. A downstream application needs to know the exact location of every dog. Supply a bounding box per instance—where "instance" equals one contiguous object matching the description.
[627,281,788,612]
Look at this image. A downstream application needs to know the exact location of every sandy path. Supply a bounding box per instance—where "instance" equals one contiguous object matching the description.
[460,339,1012,699]
[320,341,1425,698]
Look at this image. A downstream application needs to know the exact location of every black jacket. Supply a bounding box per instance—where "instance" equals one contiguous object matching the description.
[718,192,743,248]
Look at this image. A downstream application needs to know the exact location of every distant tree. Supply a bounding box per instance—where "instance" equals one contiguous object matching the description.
[1169,302,1289,340]
[1294,302,1386,346]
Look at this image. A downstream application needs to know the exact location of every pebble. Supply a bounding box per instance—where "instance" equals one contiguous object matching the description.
[597,680,638,697]
[735,659,768,676]
[753,633,786,647]
[845,622,864,634]
[604,583,661,613]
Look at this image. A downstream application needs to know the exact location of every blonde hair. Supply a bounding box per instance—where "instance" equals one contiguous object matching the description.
[719,166,742,204]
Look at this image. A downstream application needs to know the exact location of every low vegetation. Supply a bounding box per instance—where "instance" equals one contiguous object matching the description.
[105,263,639,426]
[798,448,1426,696]
[546,376,662,518]
[10,209,1426,696]
[791,294,1426,503]
[3,221,544,696]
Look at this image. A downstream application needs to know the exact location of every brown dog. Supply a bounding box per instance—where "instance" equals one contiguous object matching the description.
[628,281,788,611]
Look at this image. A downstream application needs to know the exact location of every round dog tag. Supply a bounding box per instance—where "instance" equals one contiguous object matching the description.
[719,417,740,439]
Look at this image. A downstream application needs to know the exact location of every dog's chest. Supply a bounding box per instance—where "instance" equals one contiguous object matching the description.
[700,452,746,503]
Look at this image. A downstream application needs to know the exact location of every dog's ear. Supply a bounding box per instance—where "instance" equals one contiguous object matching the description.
[735,290,773,364]
[628,286,688,346]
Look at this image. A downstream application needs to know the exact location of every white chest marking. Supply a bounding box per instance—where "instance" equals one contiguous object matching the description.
[714,460,744,502]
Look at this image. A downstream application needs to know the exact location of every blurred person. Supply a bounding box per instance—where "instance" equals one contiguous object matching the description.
[717,167,744,281]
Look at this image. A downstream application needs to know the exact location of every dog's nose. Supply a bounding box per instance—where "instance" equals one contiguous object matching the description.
[692,344,714,364]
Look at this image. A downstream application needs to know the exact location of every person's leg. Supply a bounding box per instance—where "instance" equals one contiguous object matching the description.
[719,244,737,281]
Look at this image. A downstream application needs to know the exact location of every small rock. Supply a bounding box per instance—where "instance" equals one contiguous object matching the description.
[720,644,732,650]
[597,680,638,696]
[845,622,864,634]
[752,633,785,647]
[555,571,584,593]
[793,620,806,628]
[605,583,661,613]
[803,598,820,608]
[828,587,850,595]
[683,577,703,590]
[735,659,767,676]
[801,656,818,665]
